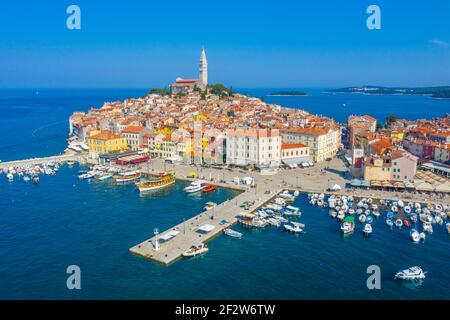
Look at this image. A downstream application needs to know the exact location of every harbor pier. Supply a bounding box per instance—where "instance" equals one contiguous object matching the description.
[0,154,80,170]
[129,185,281,265]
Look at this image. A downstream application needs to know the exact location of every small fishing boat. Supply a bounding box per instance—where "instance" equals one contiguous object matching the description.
[363,223,372,236]
[98,174,113,181]
[223,228,243,239]
[386,219,394,227]
[372,210,380,218]
[341,216,355,234]
[410,213,418,223]
[410,229,421,243]
[395,219,403,228]
[284,222,304,233]
[359,214,366,223]
[348,208,355,215]
[394,266,426,281]
[404,206,412,214]
[274,215,289,224]
[386,211,395,219]
[423,222,433,233]
[6,173,13,181]
[267,217,281,227]
[23,175,31,182]
[182,242,208,257]
[202,184,217,193]
[403,219,410,228]
[366,215,374,224]
[32,175,40,184]
[337,211,345,221]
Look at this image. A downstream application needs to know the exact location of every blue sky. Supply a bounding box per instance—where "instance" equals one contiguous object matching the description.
[0,0,449,88]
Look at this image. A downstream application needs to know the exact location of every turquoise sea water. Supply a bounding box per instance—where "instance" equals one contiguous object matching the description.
[0,89,449,299]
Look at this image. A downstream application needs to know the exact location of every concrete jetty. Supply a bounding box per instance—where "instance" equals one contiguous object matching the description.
[129,184,281,265]
[0,154,79,170]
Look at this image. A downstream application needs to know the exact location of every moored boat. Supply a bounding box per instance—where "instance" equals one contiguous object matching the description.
[138,172,175,192]
[363,223,372,236]
[223,228,243,239]
[184,180,206,193]
[115,171,141,183]
[394,266,426,281]
[182,242,208,257]
[341,216,355,234]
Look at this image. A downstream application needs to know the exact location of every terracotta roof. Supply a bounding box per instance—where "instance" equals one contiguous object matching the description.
[90,131,123,141]
[122,126,145,134]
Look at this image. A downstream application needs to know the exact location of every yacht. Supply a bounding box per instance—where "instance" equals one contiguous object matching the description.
[394,266,426,281]
[363,223,372,236]
[182,242,208,257]
[184,180,206,193]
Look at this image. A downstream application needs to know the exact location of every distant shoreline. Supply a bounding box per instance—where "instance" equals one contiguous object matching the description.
[326,91,450,99]
[267,94,309,97]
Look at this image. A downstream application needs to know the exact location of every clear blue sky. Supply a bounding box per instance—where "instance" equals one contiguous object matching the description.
[0,0,449,88]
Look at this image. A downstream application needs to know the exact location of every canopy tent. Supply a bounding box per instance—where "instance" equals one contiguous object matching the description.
[434,183,450,193]
[350,179,362,187]
[370,180,382,187]
[282,157,313,166]
[361,180,371,188]
[415,181,434,192]
[330,184,342,191]
[197,224,216,233]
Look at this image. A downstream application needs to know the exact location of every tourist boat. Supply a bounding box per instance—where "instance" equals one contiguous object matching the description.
[410,229,421,243]
[115,171,141,183]
[284,222,304,233]
[182,242,208,257]
[363,223,372,236]
[138,172,175,192]
[202,184,217,193]
[386,219,394,227]
[184,180,206,193]
[423,222,433,233]
[341,216,355,234]
[394,266,426,281]
[395,219,403,228]
[204,202,217,211]
[223,228,243,239]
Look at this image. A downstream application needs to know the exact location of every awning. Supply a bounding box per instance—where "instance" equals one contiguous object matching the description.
[350,179,362,187]
[434,183,450,193]
[415,181,434,192]
[282,157,313,166]
[361,180,371,187]
[197,224,216,233]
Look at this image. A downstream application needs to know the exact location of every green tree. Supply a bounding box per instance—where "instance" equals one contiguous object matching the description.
[385,115,398,128]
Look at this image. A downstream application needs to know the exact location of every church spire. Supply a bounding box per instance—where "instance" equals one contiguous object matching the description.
[199,47,208,90]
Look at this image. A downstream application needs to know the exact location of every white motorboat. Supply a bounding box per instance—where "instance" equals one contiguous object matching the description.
[337,211,345,221]
[6,173,13,181]
[363,223,372,235]
[23,175,31,182]
[78,172,95,180]
[284,222,304,233]
[359,214,366,223]
[394,266,426,281]
[184,180,206,193]
[223,228,243,239]
[348,208,355,215]
[423,222,433,233]
[182,242,208,257]
[410,229,421,243]
[372,210,380,218]
[284,205,301,216]
[267,217,281,227]
[395,219,403,228]
[274,215,289,224]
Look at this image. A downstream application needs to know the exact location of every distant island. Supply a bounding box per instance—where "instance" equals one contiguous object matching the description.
[268,91,308,96]
[329,86,450,99]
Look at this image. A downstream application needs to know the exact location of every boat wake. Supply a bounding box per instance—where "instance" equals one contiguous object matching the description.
[31,121,65,138]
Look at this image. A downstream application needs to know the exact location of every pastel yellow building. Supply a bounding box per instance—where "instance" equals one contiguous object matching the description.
[363,156,391,182]
[88,130,127,154]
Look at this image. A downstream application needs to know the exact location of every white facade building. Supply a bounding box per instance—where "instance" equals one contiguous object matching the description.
[226,128,281,168]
